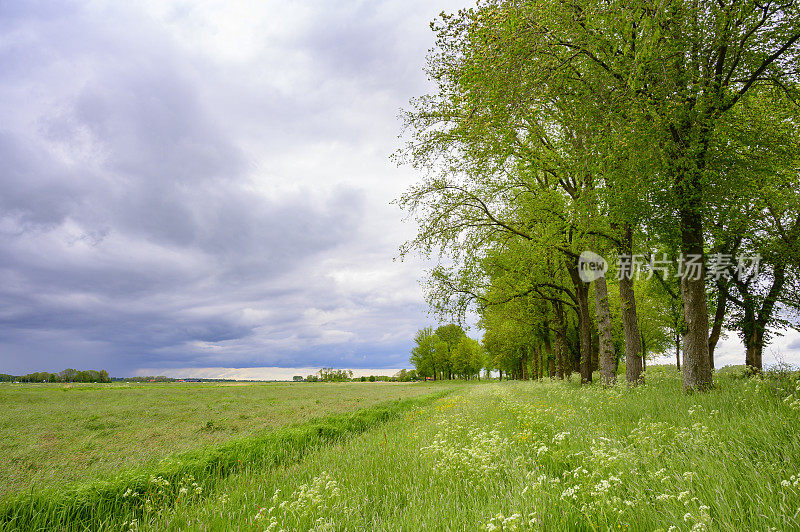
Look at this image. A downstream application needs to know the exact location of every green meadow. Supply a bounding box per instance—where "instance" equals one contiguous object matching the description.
[0,381,444,498]
[1,368,799,531]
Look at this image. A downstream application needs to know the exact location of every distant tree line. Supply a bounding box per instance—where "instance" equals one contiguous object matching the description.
[296,368,419,382]
[0,368,111,383]
[112,377,241,382]
[357,370,418,382]
[114,376,177,382]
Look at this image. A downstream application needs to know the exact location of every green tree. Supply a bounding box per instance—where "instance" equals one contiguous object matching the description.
[410,327,438,380]
[434,324,467,380]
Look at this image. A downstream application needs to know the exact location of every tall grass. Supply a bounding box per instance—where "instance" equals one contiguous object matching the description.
[135,366,800,531]
[5,368,799,531]
[0,390,454,531]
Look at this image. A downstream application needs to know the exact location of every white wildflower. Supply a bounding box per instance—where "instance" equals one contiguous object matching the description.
[537,445,549,456]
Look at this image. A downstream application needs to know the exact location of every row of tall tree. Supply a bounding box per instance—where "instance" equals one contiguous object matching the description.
[398,0,800,391]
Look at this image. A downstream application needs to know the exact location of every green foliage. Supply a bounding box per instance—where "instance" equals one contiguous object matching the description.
[452,337,485,380]
[410,327,438,379]
[316,368,354,382]
[410,325,480,380]
[396,0,800,386]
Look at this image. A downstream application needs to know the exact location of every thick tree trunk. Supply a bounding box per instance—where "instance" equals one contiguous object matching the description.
[594,273,616,385]
[618,225,642,384]
[568,262,593,384]
[679,208,712,391]
[620,273,642,384]
[745,327,763,371]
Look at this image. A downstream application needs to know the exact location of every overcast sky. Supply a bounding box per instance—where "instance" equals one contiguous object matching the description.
[1,1,798,379]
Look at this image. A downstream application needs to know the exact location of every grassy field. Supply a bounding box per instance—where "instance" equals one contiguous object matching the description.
[2,368,800,531]
[0,381,445,497]
[138,368,799,531]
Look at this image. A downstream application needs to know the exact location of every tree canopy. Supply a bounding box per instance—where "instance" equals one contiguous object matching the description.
[400,0,800,390]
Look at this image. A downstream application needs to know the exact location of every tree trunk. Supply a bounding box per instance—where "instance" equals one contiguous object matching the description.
[742,262,786,373]
[745,327,763,372]
[618,225,642,384]
[553,301,566,380]
[577,286,592,384]
[708,279,729,370]
[594,273,616,384]
[542,318,553,379]
[568,262,593,384]
[620,272,642,384]
[679,208,712,391]
[641,330,647,371]
[521,347,529,380]
[554,332,564,380]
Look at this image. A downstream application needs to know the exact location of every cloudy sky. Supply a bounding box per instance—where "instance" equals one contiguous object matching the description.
[0,0,479,378]
[1,1,798,379]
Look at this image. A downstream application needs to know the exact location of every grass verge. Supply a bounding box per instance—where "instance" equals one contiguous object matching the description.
[0,381,446,496]
[0,388,454,531]
[138,367,800,531]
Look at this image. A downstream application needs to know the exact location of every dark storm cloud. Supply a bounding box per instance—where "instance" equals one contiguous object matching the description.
[0,0,474,376]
